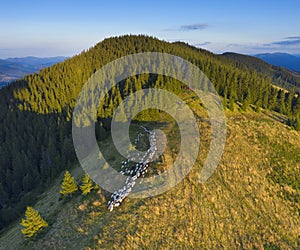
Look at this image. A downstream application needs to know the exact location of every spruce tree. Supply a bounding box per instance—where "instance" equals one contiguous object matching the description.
[20,206,48,238]
[60,170,78,195]
[80,173,94,195]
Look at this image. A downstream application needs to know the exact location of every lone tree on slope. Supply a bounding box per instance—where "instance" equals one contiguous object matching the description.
[60,170,78,195]
[20,206,48,238]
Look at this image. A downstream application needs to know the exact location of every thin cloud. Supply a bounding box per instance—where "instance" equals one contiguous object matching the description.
[180,23,208,31]
[285,36,300,40]
[164,23,208,32]
[194,42,211,46]
[272,39,300,46]
[265,37,300,46]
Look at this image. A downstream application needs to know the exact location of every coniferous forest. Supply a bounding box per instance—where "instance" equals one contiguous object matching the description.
[0,35,299,230]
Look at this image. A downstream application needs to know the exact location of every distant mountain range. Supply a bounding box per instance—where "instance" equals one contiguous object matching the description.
[254,53,300,73]
[0,56,67,87]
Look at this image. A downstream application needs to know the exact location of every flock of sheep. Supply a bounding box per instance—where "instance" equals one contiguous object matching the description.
[107,126,157,211]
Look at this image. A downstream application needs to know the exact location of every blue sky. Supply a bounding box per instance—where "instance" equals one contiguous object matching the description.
[0,0,300,58]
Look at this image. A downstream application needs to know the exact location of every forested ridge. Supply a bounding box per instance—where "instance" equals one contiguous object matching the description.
[222,52,300,93]
[0,35,299,231]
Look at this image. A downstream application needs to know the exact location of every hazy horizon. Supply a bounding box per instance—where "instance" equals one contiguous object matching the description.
[1,0,300,58]
[0,40,300,60]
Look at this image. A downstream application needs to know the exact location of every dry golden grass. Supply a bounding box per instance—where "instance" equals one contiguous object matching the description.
[1,108,299,250]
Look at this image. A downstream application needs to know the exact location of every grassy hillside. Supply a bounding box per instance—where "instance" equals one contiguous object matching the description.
[1,104,299,249]
[2,35,300,232]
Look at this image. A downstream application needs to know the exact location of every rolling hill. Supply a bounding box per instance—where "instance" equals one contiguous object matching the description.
[0,35,299,249]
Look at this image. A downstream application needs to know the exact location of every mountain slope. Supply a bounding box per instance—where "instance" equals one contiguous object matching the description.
[255,53,300,73]
[0,56,66,87]
[222,52,300,93]
[0,110,299,249]
[0,35,299,240]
